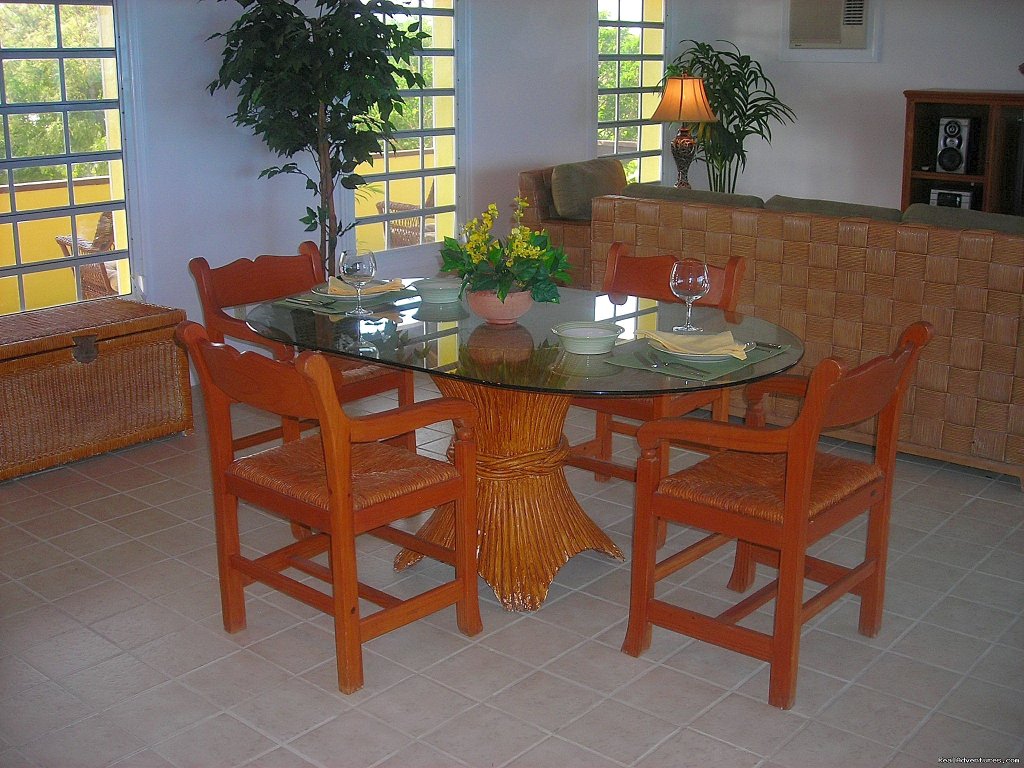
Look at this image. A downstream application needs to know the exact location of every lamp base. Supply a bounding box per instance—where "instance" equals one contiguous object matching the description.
[669,126,698,189]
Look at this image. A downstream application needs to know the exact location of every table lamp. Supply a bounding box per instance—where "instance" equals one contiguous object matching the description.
[650,75,718,189]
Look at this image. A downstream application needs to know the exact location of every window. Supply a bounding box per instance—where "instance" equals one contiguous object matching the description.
[354,0,457,254]
[0,1,131,315]
[597,0,664,183]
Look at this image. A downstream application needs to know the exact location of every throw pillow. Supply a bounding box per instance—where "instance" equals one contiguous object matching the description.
[551,159,627,220]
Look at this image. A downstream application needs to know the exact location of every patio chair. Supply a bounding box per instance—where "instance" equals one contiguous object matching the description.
[176,321,482,693]
[55,211,117,298]
[621,321,933,709]
[566,242,746,482]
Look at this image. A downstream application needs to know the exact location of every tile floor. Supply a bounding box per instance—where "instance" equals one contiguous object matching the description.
[1,376,1022,768]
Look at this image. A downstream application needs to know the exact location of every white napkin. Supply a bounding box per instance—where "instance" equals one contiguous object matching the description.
[637,330,748,359]
[326,276,405,296]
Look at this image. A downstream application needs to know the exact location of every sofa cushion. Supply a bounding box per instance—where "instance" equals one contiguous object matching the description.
[902,203,1024,235]
[623,183,765,209]
[551,159,627,220]
[766,195,902,221]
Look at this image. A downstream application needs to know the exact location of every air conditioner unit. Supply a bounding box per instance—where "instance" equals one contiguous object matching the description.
[789,0,868,50]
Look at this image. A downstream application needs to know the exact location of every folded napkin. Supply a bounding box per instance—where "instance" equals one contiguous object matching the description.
[326,276,405,296]
[637,330,748,360]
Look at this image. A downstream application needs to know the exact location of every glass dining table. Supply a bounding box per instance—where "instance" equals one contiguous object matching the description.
[246,283,804,611]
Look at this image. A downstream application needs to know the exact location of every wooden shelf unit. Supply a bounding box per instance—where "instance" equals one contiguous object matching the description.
[901,89,1024,214]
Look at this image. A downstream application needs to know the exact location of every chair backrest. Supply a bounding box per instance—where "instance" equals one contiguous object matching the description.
[790,321,933,482]
[188,241,324,354]
[376,200,423,247]
[91,211,115,252]
[175,321,347,468]
[602,242,745,310]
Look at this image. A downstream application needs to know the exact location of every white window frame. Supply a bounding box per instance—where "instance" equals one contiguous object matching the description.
[0,0,137,313]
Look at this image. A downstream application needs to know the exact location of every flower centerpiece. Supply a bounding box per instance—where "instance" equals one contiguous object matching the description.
[440,197,570,324]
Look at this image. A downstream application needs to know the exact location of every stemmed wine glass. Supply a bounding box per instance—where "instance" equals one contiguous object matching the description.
[669,258,710,332]
[340,250,377,317]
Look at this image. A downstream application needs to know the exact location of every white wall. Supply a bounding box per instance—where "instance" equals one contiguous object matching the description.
[124,0,318,319]
[666,0,1024,205]
[126,0,1024,317]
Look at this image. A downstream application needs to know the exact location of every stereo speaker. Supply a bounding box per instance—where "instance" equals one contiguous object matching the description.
[936,117,971,174]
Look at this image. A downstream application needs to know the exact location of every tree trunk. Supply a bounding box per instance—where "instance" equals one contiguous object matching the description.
[317,102,338,277]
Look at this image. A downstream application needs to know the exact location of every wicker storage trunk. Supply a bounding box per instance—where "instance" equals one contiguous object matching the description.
[0,299,193,480]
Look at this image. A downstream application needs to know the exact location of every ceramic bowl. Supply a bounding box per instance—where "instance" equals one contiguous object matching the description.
[412,277,463,304]
[551,321,623,355]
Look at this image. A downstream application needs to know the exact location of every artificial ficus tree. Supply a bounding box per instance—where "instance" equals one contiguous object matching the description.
[208,0,427,274]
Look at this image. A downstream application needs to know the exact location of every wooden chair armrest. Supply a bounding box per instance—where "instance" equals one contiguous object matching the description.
[636,416,789,455]
[350,397,477,444]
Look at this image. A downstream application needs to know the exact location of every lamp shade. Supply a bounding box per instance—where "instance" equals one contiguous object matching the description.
[650,76,718,123]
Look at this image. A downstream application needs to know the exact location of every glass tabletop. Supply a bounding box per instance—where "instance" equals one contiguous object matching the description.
[245,284,804,397]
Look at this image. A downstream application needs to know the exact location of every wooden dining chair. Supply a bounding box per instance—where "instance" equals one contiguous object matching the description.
[621,321,933,709]
[188,241,414,451]
[176,321,482,693]
[566,242,746,482]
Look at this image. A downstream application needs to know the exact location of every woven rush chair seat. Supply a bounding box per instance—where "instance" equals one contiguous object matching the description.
[177,321,482,694]
[228,435,460,511]
[622,321,933,710]
[566,241,746,484]
[189,242,414,452]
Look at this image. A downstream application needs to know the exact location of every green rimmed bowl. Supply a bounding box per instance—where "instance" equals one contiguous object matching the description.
[551,321,624,355]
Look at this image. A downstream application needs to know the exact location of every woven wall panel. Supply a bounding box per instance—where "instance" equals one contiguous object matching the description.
[590,196,1024,479]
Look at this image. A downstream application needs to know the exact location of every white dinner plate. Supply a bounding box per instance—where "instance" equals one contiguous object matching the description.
[649,340,755,362]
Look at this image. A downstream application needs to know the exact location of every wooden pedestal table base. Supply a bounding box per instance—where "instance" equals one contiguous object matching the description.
[394,378,623,611]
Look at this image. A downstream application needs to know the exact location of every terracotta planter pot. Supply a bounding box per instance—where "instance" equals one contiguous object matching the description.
[466,289,534,325]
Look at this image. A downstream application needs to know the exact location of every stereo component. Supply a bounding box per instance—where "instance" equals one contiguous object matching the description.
[929,188,973,209]
[936,117,971,174]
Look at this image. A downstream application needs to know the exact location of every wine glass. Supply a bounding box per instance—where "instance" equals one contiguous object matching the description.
[669,258,710,332]
[340,250,377,317]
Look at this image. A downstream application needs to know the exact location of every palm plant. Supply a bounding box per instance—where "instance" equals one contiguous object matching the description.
[668,40,796,193]
[208,0,427,275]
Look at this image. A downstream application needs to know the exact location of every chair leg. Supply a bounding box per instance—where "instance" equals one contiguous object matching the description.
[858,498,891,637]
[622,505,658,657]
[453,492,483,637]
[711,388,731,422]
[213,492,247,633]
[329,531,364,694]
[397,373,417,451]
[592,412,614,481]
[767,543,805,710]
[727,540,757,592]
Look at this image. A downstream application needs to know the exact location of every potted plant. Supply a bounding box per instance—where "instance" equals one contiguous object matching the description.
[207,0,427,275]
[440,198,570,324]
[668,40,796,193]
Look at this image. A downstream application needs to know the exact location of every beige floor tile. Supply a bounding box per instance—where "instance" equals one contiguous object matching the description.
[480,616,586,665]
[19,560,109,601]
[506,736,623,768]
[91,601,193,650]
[152,713,276,768]
[544,639,652,694]
[737,666,847,717]
[951,571,1024,613]
[82,540,168,578]
[289,710,411,768]
[921,595,1017,641]
[0,681,93,747]
[0,656,48,699]
[902,713,1020,763]
[104,681,218,744]
[230,677,349,742]
[422,643,533,700]
[239,747,320,768]
[249,623,335,675]
[690,693,807,757]
[301,651,414,704]
[0,605,81,654]
[60,653,169,709]
[536,591,629,638]
[179,648,292,708]
[557,698,677,764]
[890,624,992,673]
[796,631,883,680]
[19,508,98,540]
[53,579,147,625]
[364,619,474,671]
[970,643,1024,690]
[361,674,475,738]
[770,722,894,768]
[20,713,146,768]
[487,670,603,730]
[663,639,766,688]
[816,685,929,747]
[0,581,44,618]
[636,727,761,768]
[856,652,961,708]
[0,541,72,579]
[133,625,239,677]
[422,703,546,767]
[48,523,131,558]
[19,625,121,679]
[938,676,1024,737]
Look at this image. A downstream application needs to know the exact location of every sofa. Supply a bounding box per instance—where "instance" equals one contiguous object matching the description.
[586,193,1023,484]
